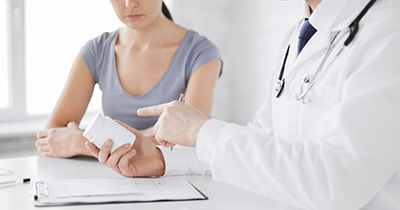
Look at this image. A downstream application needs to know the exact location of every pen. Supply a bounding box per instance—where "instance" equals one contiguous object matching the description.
[0,178,31,188]
[178,93,185,103]
[170,93,185,151]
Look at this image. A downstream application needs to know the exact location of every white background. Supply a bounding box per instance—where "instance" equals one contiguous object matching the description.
[173,0,301,125]
[0,0,8,109]
[1,0,302,127]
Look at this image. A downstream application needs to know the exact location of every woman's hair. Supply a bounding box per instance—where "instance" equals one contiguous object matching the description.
[162,1,173,21]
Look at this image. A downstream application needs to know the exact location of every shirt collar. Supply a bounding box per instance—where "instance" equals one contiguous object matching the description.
[295,2,312,33]
[300,2,311,20]
[305,0,372,35]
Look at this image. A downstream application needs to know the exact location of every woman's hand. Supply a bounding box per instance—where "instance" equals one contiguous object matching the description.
[86,120,165,177]
[35,122,89,158]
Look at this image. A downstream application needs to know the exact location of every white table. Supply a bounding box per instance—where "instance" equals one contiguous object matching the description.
[0,155,300,210]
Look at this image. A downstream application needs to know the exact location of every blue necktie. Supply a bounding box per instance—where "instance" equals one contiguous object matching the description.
[298,19,317,55]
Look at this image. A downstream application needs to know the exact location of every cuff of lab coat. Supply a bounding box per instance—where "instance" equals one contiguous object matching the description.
[197,119,229,165]
[158,146,190,176]
[158,145,208,176]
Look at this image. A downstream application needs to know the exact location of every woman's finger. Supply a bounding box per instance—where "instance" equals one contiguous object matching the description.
[36,145,51,153]
[106,143,132,174]
[85,141,100,158]
[35,139,48,147]
[98,140,113,165]
[36,130,48,139]
[115,120,140,135]
[37,145,54,157]
[118,150,137,176]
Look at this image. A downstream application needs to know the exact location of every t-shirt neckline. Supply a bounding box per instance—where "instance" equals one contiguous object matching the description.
[111,28,191,99]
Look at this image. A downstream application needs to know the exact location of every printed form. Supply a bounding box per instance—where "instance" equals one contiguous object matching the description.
[34,176,206,205]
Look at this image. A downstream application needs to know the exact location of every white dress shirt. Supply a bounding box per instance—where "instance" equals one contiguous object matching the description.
[159,0,400,209]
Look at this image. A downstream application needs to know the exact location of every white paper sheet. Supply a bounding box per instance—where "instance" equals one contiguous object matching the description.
[45,179,141,198]
[34,176,206,205]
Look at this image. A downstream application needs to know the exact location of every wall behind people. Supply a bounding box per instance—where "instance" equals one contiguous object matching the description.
[172,0,302,125]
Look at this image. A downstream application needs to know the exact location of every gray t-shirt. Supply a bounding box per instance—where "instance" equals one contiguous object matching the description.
[80,29,222,130]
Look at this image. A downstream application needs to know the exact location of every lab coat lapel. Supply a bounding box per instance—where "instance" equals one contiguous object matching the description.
[285,32,330,83]
[276,25,297,73]
[294,33,329,69]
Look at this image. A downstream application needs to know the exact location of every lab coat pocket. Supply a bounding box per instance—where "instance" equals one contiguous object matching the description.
[298,85,341,142]
[301,82,341,105]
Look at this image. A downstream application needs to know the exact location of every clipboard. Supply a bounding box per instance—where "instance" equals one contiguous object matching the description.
[32,176,208,206]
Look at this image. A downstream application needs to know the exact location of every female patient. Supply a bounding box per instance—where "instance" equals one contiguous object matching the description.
[35,0,222,158]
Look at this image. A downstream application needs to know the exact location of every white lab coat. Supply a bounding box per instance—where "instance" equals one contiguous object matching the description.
[159,0,400,209]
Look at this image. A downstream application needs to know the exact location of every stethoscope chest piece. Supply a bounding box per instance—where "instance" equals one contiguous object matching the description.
[275,78,285,98]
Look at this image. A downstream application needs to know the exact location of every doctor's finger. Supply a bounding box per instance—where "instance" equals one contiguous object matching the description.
[154,124,176,147]
[85,141,100,158]
[153,120,161,138]
[162,141,176,148]
[155,132,176,148]
[137,102,171,117]
[98,140,113,165]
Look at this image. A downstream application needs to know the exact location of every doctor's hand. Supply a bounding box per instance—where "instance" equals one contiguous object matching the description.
[137,101,210,147]
[138,126,160,146]
[36,122,90,158]
[85,120,165,177]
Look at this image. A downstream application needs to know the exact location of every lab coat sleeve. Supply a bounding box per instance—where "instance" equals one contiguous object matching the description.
[158,145,210,176]
[196,32,400,210]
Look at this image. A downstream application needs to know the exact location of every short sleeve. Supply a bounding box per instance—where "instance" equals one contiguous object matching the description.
[80,38,99,83]
[186,35,222,82]
[79,30,118,83]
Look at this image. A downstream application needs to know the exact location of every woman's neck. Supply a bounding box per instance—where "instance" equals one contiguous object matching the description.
[118,14,174,48]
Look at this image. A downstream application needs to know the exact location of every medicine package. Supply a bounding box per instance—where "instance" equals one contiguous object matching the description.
[83,113,136,154]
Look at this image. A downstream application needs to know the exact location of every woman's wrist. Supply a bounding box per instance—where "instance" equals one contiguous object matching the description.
[156,147,166,176]
[75,130,94,157]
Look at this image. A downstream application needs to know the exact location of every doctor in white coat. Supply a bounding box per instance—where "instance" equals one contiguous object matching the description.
[86,0,400,209]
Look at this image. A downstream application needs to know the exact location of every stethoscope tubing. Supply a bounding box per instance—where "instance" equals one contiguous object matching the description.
[276,0,378,101]
[294,30,343,101]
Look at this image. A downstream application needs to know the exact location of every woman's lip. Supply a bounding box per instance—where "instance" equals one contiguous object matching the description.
[127,14,143,19]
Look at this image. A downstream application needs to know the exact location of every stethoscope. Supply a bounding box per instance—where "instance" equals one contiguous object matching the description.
[275,0,378,100]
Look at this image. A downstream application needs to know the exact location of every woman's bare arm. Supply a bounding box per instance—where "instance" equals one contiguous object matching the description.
[36,53,96,158]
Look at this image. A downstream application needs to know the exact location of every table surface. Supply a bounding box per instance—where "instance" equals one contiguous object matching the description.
[0,155,300,210]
